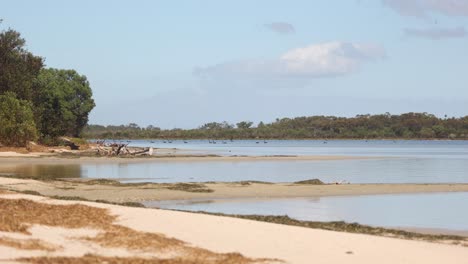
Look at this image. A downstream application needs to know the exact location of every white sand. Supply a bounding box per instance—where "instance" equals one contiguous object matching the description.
[111,205,468,264]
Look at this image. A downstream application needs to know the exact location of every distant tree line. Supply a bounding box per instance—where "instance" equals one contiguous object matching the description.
[0,22,95,146]
[83,113,468,140]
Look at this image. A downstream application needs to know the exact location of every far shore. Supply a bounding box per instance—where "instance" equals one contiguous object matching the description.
[84,137,468,141]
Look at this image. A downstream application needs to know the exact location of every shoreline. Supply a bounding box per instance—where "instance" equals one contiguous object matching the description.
[0,154,383,164]
[84,138,468,141]
[1,192,467,264]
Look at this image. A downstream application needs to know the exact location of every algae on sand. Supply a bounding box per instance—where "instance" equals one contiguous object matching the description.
[293,179,324,185]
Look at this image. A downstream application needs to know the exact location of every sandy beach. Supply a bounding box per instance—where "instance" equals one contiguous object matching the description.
[0,192,467,264]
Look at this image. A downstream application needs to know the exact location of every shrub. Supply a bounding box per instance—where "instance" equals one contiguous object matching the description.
[0,92,38,146]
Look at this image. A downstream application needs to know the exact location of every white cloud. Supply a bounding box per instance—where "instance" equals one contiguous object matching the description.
[427,0,468,16]
[383,0,468,18]
[280,42,385,77]
[264,22,295,34]
[404,26,467,39]
[194,41,385,81]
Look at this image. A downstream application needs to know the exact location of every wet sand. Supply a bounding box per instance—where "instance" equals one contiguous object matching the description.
[2,177,468,203]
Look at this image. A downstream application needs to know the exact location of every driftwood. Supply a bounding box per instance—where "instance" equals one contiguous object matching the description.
[59,137,80,150]
[95,141,153,156]
[130,147,153,156]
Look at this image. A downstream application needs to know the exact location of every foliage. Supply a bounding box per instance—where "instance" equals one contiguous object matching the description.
[0,25,95,146]
[0,29,43,101]
[0,92,37,146]
[236,121,253,129]
[34,68,95,138]
[83,113,468,140]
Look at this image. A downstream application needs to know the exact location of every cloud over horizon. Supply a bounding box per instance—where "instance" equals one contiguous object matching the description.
[383,0,468,18]
[194,41,385,82]
[264,22,295,34]
[404,26,467,39]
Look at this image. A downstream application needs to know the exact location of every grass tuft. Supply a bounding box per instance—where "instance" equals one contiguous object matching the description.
[293,179,324,185]
[166,183,214,193]
[202,213,467,242]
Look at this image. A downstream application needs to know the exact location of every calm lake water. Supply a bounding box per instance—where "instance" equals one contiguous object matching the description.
[145,192,468,232]
[2,140,468,184]
[127,139,468,158]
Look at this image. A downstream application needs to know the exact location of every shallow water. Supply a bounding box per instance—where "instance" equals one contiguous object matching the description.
[79,157,468,183]
[124,139,468,158]
[145,192,468,232]
[2,140,468,183]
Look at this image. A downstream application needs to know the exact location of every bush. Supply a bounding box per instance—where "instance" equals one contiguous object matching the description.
[34,68,95,138]
[0,92,38,146]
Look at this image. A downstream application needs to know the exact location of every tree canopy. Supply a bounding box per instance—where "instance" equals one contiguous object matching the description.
[34,68,95,138]
[0,29,43,101]
[0,24,95,146]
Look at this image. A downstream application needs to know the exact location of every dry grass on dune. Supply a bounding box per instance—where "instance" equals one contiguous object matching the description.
[0,198,272,264]
[84,224,269,263]
[0,237,59,252]
[87,224,184,251]
[0,198,116,234]
[18,253,260,264]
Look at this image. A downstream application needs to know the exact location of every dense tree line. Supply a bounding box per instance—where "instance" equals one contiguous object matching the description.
[83,113,468,140]
[0,23,95,146]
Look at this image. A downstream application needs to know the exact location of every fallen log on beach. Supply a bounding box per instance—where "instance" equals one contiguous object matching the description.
[131,147,154,156]
[95,143,153,156]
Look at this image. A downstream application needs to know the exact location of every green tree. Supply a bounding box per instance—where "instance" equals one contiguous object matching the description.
[0,92,37,146]
[420,127,435,138]
[432,125,447,138]
[35,68,95,138]
[236,121,253,129]
[0,28,43,101]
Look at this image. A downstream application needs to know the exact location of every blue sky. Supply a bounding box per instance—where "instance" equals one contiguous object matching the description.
[2,0,468,128]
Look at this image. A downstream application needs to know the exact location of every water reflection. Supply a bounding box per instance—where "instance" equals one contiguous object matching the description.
[145,192,468,232]
[0,164,82,180]
[82,158,468,183]
[0,140,467,183]
[1,156,468,183]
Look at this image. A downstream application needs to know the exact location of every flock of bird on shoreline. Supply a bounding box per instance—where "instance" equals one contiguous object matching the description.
[116,139,337,144]
[148,139,270,144]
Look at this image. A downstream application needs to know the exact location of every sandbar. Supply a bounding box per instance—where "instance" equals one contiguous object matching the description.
[1,177,468,203]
